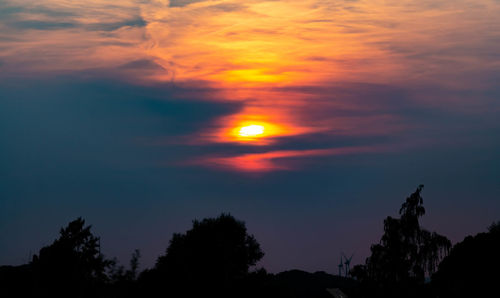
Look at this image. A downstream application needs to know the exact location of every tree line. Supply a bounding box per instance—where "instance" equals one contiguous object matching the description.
[0,185,498,298]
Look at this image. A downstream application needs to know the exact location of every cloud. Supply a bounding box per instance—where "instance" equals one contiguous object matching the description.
[169,0,209,8]
[201,3,247,12]
[0,2,76,18]
[0,1,147,32]
[118,59,166,71]
[85,17,147,31]
[6,20,77,30]
[1,0,499,175]
[0,2,77,30]
[192,145,388,172]
[0,74,242,173]
[2,15,146,32]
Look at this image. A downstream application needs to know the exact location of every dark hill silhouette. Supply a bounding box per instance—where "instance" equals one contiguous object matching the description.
[0,264,34,297]
[271,270,359,298]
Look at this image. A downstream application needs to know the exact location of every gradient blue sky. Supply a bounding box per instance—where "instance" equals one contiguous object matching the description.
[1,0,499,273]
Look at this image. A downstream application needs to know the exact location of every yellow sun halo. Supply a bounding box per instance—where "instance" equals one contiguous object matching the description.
[227,121,286,145]
[238,125,265,137]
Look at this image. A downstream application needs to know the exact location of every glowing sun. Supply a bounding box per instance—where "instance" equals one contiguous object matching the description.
[238,125,265,137]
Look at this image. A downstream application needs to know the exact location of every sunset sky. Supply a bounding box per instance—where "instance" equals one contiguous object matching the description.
[1,0,499,272]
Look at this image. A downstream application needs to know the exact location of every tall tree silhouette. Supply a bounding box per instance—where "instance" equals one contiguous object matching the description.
[148,213,264,297]
[31,217,111,297]
[352,185,451,298]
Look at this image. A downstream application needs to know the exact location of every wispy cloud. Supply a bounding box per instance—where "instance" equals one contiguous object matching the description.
[192,145,389,172]
[169,0,209,8]
[1,0,499,172]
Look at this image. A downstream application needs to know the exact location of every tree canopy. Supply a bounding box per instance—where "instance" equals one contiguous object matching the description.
[31,217,110,297]
[151,213,264,296]
[431,221,500,298]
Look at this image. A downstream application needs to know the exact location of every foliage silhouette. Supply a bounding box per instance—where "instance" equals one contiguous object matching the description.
[142,213,264,297]
[431,221,500,298]
[2,198,499,298]
[108,249,141,283]
[30,217,111,298]
[351,185,451,298]
[106,249,142,298]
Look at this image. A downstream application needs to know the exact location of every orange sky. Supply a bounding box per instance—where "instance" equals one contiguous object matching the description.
[3,0,498,85]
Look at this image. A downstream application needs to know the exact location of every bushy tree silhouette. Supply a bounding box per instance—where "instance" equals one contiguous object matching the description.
[146,213,264,297]
[351,185,451,298]
[31,217,111,297]
[431,221,500,298]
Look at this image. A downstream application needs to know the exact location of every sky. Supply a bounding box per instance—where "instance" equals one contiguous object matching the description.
[1,0,499,273]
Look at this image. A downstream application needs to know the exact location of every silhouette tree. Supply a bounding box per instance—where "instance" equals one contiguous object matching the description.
[109,249,141,283]
[351,185,451,298]
[149,213,264,297]
[107,249,141,298]
[431,221,500,298]
[31,217,111,297]
[128,249,141,281]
